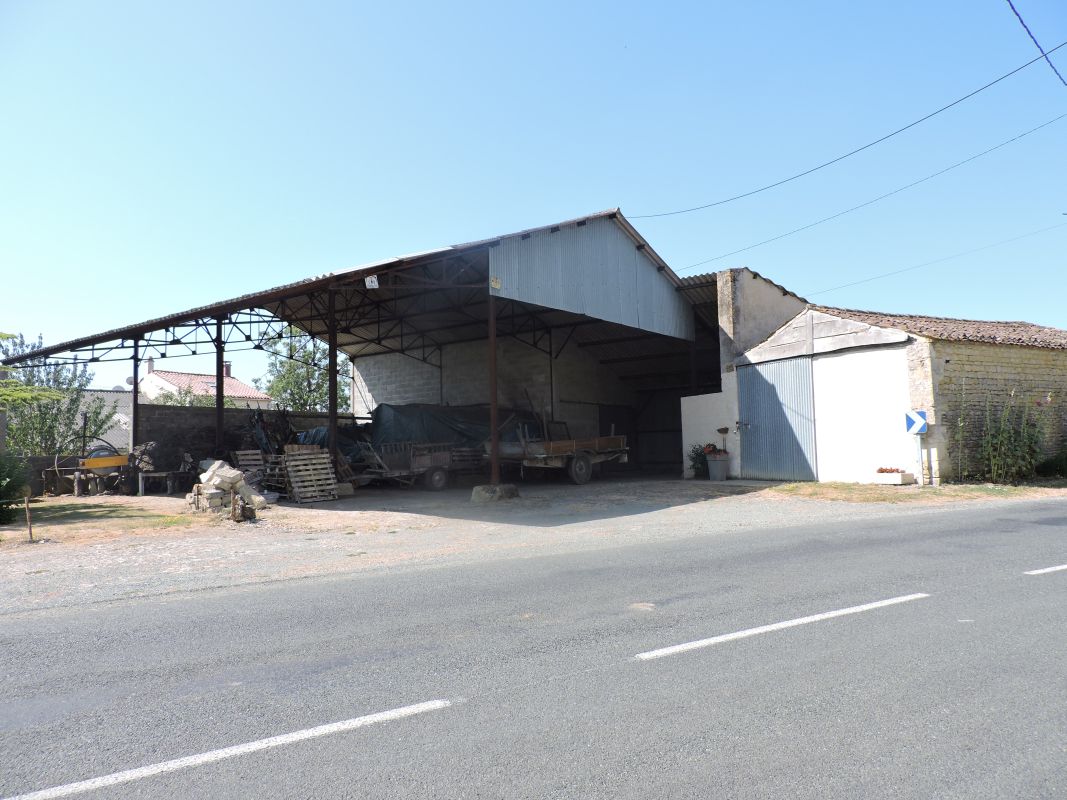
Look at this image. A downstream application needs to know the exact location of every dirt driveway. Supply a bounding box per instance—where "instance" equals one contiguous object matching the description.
[3,477,1065,614]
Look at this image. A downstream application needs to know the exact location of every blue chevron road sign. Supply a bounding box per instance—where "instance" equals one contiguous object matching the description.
[906,410,928,435]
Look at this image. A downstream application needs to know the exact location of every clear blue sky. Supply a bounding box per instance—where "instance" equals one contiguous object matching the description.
[2,0,1065,389]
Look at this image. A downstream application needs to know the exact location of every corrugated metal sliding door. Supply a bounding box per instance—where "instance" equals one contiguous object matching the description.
[737,357,817,481]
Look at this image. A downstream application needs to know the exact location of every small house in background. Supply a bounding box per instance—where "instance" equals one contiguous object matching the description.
[138,357,274,409]
[682,268,1067,485]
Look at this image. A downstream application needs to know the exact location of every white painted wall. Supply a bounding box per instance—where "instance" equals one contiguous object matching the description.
[138,372,172,400]
[680,370,740,478]
[812,346,920,482]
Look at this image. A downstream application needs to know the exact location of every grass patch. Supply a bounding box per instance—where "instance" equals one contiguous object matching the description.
[0,501,196,533]
[769,481,1067,504]
[157,515,192,528]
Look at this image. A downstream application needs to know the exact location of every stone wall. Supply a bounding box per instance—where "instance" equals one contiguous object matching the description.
[716,268,807,367]
[135,405,357,466]
[925,340,1067,481]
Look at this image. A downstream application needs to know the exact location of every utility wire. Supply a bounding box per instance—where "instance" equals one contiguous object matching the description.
[1004,0,1067,87]
[678,112,1067,271]
[631,39,1067,219]
[806,221,1067,297]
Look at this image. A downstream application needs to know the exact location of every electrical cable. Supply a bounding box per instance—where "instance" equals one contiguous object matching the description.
[1004,0,1067,87]
[630,39,1067,219]
[806,221,1067,296]
[678,112,1067,271]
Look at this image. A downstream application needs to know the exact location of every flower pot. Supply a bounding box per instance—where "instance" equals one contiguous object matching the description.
[705,454,729,481]
[871,472,915,485]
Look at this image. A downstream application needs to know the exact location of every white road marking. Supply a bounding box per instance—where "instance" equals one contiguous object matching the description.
[634,593,930,661]
[1024,563,1067,576]
[3,699,452,800]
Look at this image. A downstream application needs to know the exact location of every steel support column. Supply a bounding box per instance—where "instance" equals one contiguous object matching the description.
[327,290,338,460]
[214,318,225,453]
[130,338,140,453]
[488,290,500,485]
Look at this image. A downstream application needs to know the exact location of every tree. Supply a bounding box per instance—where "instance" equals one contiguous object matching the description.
[0,334,63,409]
[150,385,237,408]
[0,333,116,456]
[255,327,350,413]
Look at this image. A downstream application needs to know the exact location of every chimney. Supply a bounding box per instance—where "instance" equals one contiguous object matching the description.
[145,356,154,374]
[224,361,232,378]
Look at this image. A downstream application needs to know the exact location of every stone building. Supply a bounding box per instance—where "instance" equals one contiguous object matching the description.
[682,269,1067,484]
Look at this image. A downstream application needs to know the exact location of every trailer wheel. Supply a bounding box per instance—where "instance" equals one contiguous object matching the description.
[567,453,593,485]
[423,467,449,491]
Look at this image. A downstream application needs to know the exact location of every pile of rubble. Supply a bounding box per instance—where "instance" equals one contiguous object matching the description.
[186,459,275,520]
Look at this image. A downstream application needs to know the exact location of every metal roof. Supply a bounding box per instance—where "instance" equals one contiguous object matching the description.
[3,209,693,367]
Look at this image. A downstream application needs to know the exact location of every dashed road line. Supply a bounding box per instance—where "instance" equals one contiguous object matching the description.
[634,593,930,661]
[1024,563,1067,576]
[3,700,452,800]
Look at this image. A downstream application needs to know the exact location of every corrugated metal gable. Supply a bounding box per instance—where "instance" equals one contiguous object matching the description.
[489,216,693,340]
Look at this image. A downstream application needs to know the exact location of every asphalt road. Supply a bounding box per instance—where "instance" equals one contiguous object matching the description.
[2,499,1066,798]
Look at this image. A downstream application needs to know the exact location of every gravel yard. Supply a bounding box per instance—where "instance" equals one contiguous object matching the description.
[3,476,1064,615]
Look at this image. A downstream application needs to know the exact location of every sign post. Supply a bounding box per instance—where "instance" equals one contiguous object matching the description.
[906,410,928,485]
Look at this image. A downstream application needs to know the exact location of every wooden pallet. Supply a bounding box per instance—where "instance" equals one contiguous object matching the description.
[262,454,289,496]
[231,449,266,484]
[283,451,338,503]
[231,450,265,470]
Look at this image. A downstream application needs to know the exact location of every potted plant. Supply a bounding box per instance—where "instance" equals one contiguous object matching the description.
[872,466,916,485]
[703,443,730,481]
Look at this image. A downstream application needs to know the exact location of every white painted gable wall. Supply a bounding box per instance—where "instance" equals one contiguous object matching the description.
[812,346,920,481]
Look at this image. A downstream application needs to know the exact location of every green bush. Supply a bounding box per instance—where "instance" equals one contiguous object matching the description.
[0,453,29,523]
[688,443,708,478]
[1036,451,1067,478]
[963,389,1053,485]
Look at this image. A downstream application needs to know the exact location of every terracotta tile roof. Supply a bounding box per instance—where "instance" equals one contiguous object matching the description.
[148,370,272,400]
[813,306,1067,350]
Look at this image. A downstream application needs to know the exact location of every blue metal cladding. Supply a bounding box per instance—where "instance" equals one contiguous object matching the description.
[488,216,695,341]
[738,357,817,481]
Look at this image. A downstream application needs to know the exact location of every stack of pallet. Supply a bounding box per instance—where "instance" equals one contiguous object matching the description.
[262,454,288,496]
[231,450,265,483]
[281,446,338,504]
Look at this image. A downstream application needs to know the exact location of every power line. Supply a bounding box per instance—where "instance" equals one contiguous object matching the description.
[806,221,1067,297]
[678,112,1067,271]
[630,39,1067,220]
[1004,0,1067,87]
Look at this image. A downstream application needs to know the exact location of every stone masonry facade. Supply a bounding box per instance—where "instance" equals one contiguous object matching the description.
[919,339,1067,481]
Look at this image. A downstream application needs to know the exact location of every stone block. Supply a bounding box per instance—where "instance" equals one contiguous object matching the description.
[199,459,225,485]
[237,482,269,510]
[471,483,519,503]
[209,465,244,490]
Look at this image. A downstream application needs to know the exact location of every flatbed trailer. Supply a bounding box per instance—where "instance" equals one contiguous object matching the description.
[500,434,628,484]
[365,442,485,490]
